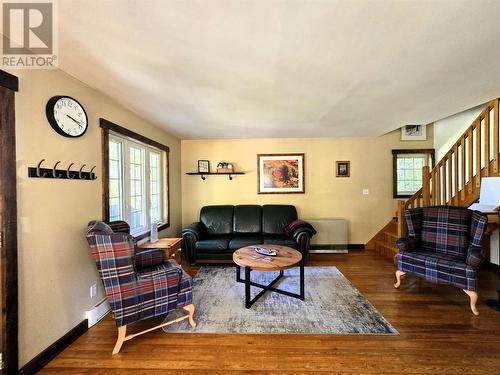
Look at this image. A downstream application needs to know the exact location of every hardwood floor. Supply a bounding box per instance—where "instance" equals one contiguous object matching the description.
[42,252,500,374]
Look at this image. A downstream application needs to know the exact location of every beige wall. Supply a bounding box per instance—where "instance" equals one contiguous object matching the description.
[10,69,181,367]
[181,126,433,244]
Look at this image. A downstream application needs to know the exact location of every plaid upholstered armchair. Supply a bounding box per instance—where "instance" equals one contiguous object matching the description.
[394,206,488,315]
[86,220,196,354]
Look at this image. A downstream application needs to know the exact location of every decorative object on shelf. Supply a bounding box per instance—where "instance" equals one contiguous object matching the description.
[335,161,350,177]
[28,159,97,180]
[257,153,304,194]
[197,160,210,173]
[186,171,244,180]
[46,96,88,138]
[217,161,233,173]
[401,124,426,141]
[150,223,159,243]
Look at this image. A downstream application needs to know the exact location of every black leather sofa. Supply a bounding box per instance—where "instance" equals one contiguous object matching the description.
[182,205,314,265]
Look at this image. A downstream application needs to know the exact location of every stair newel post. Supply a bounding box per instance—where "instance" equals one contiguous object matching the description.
[422,165,431,206]
[396,200,406,238]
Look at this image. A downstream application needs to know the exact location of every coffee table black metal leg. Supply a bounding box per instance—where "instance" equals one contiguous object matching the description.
[245,266,251,308]
[236,264,303,308]
[299,259,305,300]
[236,265,241,282]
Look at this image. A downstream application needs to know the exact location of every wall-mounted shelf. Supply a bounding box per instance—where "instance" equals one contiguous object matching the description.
[186,172,245,181]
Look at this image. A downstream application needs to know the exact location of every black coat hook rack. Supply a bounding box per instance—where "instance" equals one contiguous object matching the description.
[28,159,97,180]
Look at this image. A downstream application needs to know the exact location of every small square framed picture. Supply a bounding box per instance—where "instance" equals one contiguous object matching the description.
[198,160,210,173]
[401,125,426,141]
[336,161,350,177]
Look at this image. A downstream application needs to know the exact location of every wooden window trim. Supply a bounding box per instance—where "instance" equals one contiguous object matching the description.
[392,149,435,199]
[0,69,19,374]
[100,118,170,239]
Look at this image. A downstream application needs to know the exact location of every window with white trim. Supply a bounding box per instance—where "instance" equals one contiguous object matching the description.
[108,133,167,235]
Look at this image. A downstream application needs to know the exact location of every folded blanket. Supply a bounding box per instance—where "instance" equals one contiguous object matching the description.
[284,220,317,237]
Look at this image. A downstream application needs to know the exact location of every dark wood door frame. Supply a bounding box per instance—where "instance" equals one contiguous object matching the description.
[0,69,19,374]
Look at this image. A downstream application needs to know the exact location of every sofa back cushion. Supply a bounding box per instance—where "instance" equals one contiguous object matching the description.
[262,205,297,235]
[233,205,262,235]
[200,205,234,236]
[421,206,471,258]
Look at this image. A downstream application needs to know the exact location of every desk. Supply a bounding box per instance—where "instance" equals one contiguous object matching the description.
[139,238,182,263]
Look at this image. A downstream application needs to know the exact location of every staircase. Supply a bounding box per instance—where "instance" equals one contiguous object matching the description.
[368,98,500,259]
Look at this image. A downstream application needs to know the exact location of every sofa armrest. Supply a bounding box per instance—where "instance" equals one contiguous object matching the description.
[182,222,205,240]
[396,236,418,252]
[284,220,317,240]
[181,222,205,265]
[290,226,315,241]
[466,245,485,269]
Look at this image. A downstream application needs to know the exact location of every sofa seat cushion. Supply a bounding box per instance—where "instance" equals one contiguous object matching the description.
[229,236,262,250]
[397,251,477,291]
[195,236,231,252]
[263,236,297,249]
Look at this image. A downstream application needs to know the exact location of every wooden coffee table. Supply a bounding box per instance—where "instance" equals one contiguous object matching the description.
[233,245,304,308]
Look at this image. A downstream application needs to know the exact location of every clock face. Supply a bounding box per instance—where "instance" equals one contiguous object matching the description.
[46,96,88,138]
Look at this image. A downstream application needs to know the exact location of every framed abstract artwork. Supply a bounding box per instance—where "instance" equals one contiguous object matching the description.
[257,153,305,194]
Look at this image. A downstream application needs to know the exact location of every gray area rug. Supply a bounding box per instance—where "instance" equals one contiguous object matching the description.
[164,266,398,335]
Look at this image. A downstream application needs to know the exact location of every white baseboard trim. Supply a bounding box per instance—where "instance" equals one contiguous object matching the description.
[85,298,111,328]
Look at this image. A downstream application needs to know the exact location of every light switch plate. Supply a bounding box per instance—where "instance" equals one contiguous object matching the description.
[362,189,369,195]
[90,284,97,299]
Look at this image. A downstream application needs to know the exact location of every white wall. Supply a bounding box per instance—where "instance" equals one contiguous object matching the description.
[433,102,499,265]
[434,103,487,161]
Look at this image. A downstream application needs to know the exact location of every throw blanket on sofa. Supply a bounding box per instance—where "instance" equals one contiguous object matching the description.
[284,220,317,238]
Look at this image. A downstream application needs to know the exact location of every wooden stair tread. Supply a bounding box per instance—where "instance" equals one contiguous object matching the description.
[375,240,399,253]
[383,231,398,239]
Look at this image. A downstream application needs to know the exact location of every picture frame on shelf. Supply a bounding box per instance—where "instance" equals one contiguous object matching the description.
[336,161,350,177]
[401,125,427,141]
[257,153,305,194]
[198,160,210,173]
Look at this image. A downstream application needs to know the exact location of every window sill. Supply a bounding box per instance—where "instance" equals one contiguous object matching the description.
[133,222,170,241]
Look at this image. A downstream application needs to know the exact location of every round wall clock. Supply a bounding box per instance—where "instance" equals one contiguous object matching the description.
[46,95,88,138]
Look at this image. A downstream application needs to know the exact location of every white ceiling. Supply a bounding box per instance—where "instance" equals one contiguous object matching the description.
[56,0,500,139]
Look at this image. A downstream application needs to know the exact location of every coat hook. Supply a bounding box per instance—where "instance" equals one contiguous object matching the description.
[52,161,62,178]
[90,166,97,180]
[36,159,47,177]
[66,163,75,179]
[79,164,86,179]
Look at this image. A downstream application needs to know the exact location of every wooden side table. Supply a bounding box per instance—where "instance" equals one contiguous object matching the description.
[139,238,182,263]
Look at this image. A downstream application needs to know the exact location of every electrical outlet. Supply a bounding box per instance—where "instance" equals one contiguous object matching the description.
[362,188,369,195]
[90,284,97,299]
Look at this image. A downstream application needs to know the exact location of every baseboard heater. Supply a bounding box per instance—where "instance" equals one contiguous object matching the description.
[305,219,348,253]
[85,298,110,328]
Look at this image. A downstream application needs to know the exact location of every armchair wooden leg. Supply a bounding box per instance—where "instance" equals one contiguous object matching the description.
[112,325,127,355]
[394,270,406,288]
[463,289,479,316]
[183,303,197,328]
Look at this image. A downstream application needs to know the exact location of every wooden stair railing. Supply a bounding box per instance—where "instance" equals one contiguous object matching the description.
[397,98,500,237]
